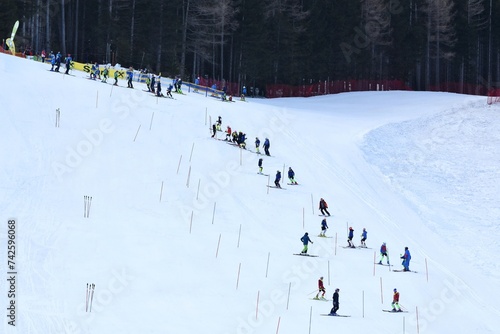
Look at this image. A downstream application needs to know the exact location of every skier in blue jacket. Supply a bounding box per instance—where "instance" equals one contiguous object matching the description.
[347,227,355,248]
[127,67,134,88]
[274,170,282,188]
[401,247,411,271]
[360,228,367,248]
[255,137,261,154]
[320,218,328,237]
[300,232,313,254]
[263,138,270,156]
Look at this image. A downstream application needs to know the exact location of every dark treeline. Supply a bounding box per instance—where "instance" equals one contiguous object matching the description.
[1,0,499,92]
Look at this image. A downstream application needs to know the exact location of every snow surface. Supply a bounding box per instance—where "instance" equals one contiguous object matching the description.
[1,53,499,334]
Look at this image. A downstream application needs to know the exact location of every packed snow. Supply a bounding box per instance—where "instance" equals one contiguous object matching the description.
[1,53,499,334]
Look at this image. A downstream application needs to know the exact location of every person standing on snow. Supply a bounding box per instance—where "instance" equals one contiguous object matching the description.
[274,170,282,188]
[263,138,270,156]
[255,137,261,154]
[320,218,328,237]
[64,54,72,74]
[329,288,340,315]
[288,167,298,184]
[300,232,313,254]
[391,288,402,312]
[400,247,411,271]
[347,227,355,248]
[258,158,264,174]
[378,242,390,265]
[315,277,326,300]
[225,126,232,141]
[216,116,222,131]
[127,67,134,88]
[360,228,367,247]
[113,70,119,86]
[211,123,217,138]
[319,198,330,216]
[101,66,109,83]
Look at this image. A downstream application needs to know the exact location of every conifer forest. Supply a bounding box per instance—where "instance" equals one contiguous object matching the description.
[1,0,499,93]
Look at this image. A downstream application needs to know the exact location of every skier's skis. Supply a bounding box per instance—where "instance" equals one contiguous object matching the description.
[287,183,299,185]
[293,253,318,257]
[393,269,418,273]
[375,263,392,266]
[267,185,286,190]
[317,235,333,238]
[383,309,408,313]
[257,172,270,176]
[320,314,351,317]
[310,297,330,302]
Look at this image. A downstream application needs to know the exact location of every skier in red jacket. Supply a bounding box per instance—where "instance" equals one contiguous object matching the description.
[319,198,330,216]
[315,276,326,299]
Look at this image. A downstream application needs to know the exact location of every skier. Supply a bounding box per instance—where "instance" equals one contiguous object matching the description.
[378,242,390,265]
[400,247,411,271]
[156,80,163,97]
[300,232,313,254]
[288,167,298,184]
[258,158,263,174]
[255,137,261,154]
[391,288,402,312]
[50,53,56,71]
[145,76,151,91]
[176,78,183,93]
[101,66,109,83]
[315,277,326,300]
[238,132,247,149]
[225,126,232,141]
[211,123,217,138]
[329,288,340,315]
[64,54,72,74]
[319,198,331,216]
[41,50,46,63]
[263,138,270,156]
[360,228,367,247]
[274,170,282,188]
[150,75,156,94]
[231,131,238,143]
[216,116,222,131]
[319,218,328,237]
[166,83,173,98]
[113,70,119,86]
[54,51,61,72]
[127,67,134,88]
[347,227,355,248]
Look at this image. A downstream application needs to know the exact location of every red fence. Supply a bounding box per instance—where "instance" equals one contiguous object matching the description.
[266,80,411,98]
[487,88,500,104]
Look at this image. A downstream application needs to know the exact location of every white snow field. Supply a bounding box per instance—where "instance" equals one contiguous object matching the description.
[1,52,499,334]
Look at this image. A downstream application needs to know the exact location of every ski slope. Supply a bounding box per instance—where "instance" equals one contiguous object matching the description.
[1,53,499,334]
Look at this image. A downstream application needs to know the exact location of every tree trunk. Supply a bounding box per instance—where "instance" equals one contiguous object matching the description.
[61,0,66,55]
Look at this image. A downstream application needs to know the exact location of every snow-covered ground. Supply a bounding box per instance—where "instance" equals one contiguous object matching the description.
[1,53,499,334]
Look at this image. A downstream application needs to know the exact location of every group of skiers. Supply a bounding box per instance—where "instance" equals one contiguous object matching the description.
[145,74,174,98]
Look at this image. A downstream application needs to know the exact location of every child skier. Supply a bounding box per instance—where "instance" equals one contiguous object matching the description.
[255,137,261,154]
[101,66,109,83]
[360,228,367,247]
[378,242,390,265]
[319,218,328,237]
[347,227,355,248]
[315,277,326,300]
[258,158,263,174]
[391,288,402,312]
[288,167,298,184]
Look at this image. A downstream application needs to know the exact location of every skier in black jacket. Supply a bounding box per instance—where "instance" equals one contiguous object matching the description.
[330,288,340,315]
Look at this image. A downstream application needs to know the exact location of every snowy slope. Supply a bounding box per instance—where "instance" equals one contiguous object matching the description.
[1,53,499,334]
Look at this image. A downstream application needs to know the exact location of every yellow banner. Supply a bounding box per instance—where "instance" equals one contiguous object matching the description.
[71,61,127,79]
